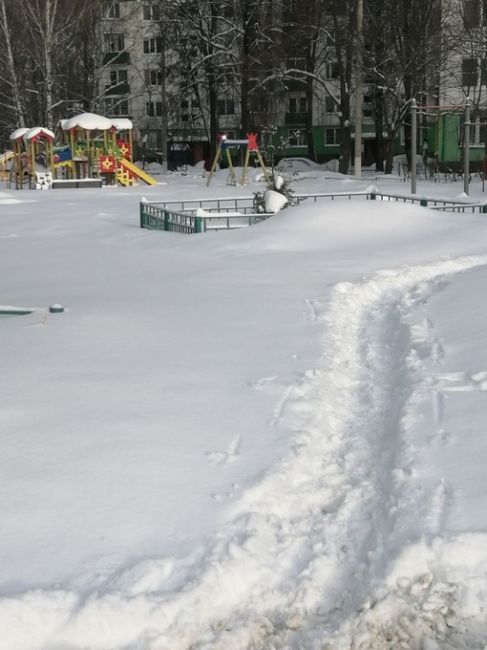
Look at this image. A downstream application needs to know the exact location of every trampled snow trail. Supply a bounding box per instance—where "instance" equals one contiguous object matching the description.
[3,256,487,650]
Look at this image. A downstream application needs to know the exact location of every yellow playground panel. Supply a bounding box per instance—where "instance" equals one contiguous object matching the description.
[0,150,14,181]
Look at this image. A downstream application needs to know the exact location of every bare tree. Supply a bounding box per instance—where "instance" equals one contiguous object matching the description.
[0,0,26,133]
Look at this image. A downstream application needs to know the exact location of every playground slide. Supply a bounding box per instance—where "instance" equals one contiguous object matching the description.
[119,158,157,186]
[0,150,14,166]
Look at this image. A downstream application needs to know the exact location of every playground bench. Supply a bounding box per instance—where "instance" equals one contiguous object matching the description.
[51,179,103,189]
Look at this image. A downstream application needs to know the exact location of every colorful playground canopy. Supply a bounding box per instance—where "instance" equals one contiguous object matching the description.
[9,127,55,142]
[23,127,55,142]
[60,113,133,132]
[9,128,30,141]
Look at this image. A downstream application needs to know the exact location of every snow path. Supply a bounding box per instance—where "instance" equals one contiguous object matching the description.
[3,256,487,650]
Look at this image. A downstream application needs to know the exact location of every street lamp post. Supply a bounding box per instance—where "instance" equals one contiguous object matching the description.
[354,0,363,178]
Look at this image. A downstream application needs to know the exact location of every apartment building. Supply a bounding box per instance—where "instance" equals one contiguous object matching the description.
[99,0,482,169]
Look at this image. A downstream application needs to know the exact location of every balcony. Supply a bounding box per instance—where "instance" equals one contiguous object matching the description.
[103,51,130,65]
[105,83,130,96]
[285,112,308,126]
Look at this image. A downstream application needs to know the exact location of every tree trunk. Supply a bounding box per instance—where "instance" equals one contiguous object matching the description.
[0,0,25,126]
[339,95,352,173]
[374,90,384,171]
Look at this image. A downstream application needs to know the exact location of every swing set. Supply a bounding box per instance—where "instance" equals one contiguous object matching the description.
[206,132,271,187]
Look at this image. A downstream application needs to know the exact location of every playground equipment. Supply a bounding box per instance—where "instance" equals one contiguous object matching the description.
[5,112,157,190]
[57,112,156,186]
[0,150,14,181]
[206,133,271,187]
[8,126,55,189]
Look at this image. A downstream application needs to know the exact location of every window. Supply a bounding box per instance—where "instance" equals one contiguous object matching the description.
[251,95,270,113]
[144,69,162,85]
[217,98,235,115]
[326,62,339,79]
[363,94,373,118]
[109,69,128,86]
[288,96,307,113]
[288,129,307,146]
[104,1,120,18]
[462,57,478,86]
[464,0,481,28]
[479,116,487,143]
[143,37,162,54]
[325,128,341,145]
[105,98,129,116]
[286,56,307,71]
[147,101,162,117]
[104,33,124,52]
[143,4,160,20]
[325,96,336,113]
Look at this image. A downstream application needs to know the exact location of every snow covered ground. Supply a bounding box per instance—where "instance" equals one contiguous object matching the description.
[1,168,487,649]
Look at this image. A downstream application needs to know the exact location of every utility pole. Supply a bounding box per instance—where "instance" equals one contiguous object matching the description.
[160,26,168,173]
[354,0,363,177]
[411,98,417,194]
[464,97,471,196]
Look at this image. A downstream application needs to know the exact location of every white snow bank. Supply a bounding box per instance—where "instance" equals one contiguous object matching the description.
[2,180,487,649]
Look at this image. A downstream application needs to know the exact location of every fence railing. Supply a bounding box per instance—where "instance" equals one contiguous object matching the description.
[140,191,487,235]
[140,197,271,233]
[294,190,487,212]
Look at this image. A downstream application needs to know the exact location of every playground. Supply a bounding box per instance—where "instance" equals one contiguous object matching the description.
[1,112,157,190]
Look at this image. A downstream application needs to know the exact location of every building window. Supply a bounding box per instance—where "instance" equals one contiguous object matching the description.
[363,94,373,118]
[143,37,162,54]
[147,101,162,117]
[104,1,120,19]
[143,3,160,20]
[144,69,162,85]
[251,95,270,113]
[478,115,487,143]
[109,69,128,86]
[464,0,481,28]
[289,96,307,113]
[217,98,235,115]
[288,129,307,146]
[286,56,307,71]
[325,96,336,113]
[104,33,125,52]
[462,57,478,86]
[105,98,129,116]
[325,128,341,145]
[326,62,339,79]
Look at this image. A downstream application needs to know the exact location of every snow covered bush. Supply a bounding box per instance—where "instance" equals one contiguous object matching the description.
[253,172,296,213]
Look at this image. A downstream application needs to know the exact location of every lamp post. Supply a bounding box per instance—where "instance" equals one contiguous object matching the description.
[411,98,417,194]
[464,97,471,196]
[354,0,363,177]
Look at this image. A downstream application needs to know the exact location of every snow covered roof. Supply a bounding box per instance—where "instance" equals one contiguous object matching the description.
[62,113,114,131]
[9,127,30,141]
[111,118,133,131]
[23,127,55,142]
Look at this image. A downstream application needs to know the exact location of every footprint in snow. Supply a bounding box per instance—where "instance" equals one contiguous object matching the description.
[249,376,278,390]
[205,435,241,466]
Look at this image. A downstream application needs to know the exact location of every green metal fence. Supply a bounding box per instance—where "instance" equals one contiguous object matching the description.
[140,197,271,233]
[140,191,487,236]
[294,191,487,213]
